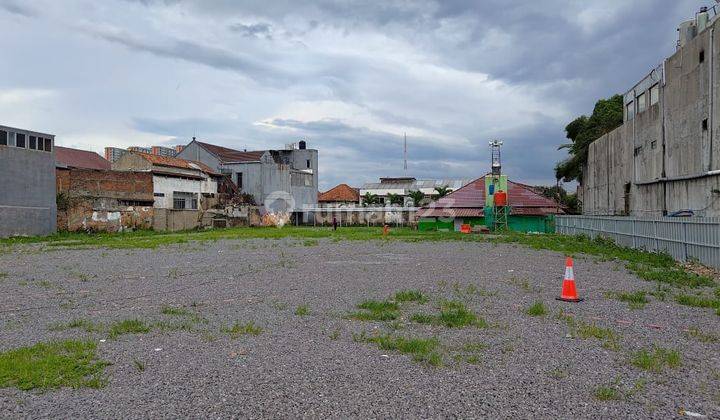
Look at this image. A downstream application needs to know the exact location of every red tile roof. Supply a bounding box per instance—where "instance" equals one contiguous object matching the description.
[417,176,563,217]
[195,141,266,163]
[134,152,217,175]
[55,146,111,170]
[319,184,359,202]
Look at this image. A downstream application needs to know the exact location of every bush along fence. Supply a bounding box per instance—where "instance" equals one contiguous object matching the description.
[556,215,720,269]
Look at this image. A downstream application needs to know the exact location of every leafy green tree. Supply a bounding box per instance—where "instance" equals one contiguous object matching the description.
[362,192,380,207]
[433,186,452,200]
[407,190,425,207]
[555,94,623,183]
[532,185,581,214]
[386,193,404,206]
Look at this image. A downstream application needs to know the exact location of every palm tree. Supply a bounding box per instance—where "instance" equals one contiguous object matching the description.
[386,193,404,206]
[433,185,452,200]
[407,190,425,207]
[362,192,380,207]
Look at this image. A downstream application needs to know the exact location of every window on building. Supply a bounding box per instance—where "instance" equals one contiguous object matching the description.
[154,192,165,197]
[306,159,311,169]
[44,138,52,152]
[0,130,6,146]
[650,84,660,105]
[634,146,643,156]
[29,136,36,150]
[703,118,709,131]
[700,50,705,63]
[36,137,44,151]
[637,92,647,113]
[7,132,15,147]
[626,101,635,120]
[16,133,25,148]
[236,172,243,189]
[173,192,198,210]
[651,140,657,149]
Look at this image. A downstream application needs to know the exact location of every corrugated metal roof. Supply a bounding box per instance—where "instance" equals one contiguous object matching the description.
[134,152,217,175]
[195,141,267,163]
[55,146,111,170]
[361,178,473,191]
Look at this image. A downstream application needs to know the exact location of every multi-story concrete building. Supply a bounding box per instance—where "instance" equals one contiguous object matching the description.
[581,6,720,217]
[177,139,318,219]
[151,146,177,157]
[0,124,57,237]
[104,147,128,163]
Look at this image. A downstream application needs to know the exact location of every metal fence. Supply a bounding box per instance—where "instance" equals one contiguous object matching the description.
[556,215,720,269]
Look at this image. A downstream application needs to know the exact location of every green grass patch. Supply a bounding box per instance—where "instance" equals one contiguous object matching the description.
[411,300,488,328]
[494,233,714,289]
[49,319,103,333]
[363,334,442,366]
[303,239,319,247]
[394,290,428,303]
[160,306,190,316]
[525,301,547,316]
[108,319,151,339]
[675,294,720,310]
[223,321,263,338]
[594,385,622,401]
[630,347,681,372]
[0,340,109,390]
[572,320,621,351]
[348,299,400,321]
[295,304,311,316]
[607,290,649,310]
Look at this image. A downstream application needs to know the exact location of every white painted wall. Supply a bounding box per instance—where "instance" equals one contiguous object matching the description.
[152,175,218,209]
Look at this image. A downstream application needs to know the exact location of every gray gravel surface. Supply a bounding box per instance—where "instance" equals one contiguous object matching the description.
[0,238,719,419]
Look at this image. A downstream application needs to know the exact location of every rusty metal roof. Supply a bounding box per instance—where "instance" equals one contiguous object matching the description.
[134,152,217,175]
[55,146,111,170]
[318,184,359,202]
[419,176,563,216]
[195,141,266,163]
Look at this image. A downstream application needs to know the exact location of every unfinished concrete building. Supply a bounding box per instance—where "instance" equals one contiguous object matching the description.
[177,139,318,220]
[581,7,720,217]
[0,124,57,237]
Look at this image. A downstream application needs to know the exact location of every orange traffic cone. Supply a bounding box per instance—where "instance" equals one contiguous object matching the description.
[556,256,583,302]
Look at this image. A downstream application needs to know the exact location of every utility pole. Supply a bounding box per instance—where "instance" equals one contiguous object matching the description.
[403,133,408,173]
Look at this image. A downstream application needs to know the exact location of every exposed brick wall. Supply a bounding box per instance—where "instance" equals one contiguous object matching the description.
[56,168,154,232]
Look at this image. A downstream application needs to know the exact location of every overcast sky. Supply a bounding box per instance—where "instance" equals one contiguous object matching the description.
[0,0,703,190]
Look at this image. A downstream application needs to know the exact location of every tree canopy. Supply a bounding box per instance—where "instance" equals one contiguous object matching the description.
[555,94,624,183]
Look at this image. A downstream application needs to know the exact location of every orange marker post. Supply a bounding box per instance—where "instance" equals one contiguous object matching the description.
[556,256,583,302]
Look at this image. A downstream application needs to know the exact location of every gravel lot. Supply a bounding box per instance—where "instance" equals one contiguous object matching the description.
[0,237,719,418]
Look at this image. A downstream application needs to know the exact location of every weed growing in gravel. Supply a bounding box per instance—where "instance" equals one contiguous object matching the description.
[565,318,620,351]
[303,239,319,247]
[108,319,151,339]
[0,340,109,390]
[630,347,681,372]
[548,368,568,379]
[495,233,714,289]
[394,290,428,303]
[607,291,649,310]
[594,384,622,401]
[347,300,399,321]
[295,304,311,316]
[329,329,341,340]
[0,272,7,279]
[411,300,488,328]
[133,359,145,372]
[675,294,720,311]
[167,268,180,279]
[49,319,103,333]
[223,322,263,338]
[363,334,442,366]
[525,301,547,316]
[161,306,190,316]
[508,277,531,292]
[685,327,718,343]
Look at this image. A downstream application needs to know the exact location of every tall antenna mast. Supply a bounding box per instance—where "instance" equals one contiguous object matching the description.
[489,139,503,176]
[403,133,408,173]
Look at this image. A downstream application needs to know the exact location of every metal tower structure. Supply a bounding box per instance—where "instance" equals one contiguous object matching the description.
[488,140,508,231]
